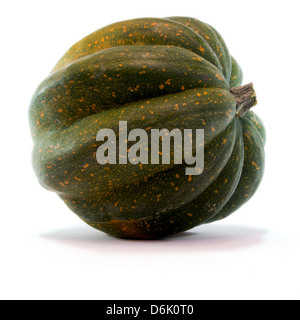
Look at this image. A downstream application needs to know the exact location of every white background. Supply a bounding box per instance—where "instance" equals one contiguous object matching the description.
[1,0,299,300]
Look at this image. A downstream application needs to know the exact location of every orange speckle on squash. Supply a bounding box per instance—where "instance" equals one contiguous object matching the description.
[252,161,259,170]
[199,46,205,53]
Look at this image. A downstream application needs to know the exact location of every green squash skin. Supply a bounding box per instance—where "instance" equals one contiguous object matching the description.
[61,117,237,225]
[30,45,229,139]
[166,17,232,83]
[29,17,265,239]
[78,120,241,239]
[52,18,222,73]
[33,87,235,196]
[207,112,265,223]
[230,56,243,88]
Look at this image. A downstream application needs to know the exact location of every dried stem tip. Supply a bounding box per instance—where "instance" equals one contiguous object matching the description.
[230,83,257,118]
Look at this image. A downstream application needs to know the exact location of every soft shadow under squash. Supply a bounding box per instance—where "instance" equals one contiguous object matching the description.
[41,222,267,254]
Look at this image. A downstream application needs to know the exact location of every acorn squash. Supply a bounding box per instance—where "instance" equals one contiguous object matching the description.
[29,17,265,239]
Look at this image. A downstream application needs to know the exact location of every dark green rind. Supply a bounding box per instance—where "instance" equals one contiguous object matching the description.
[166,17,232,84]
[244,111,266,145]
[230,56,243,88]
[33,88,236,197]
[167,119,244,227]
[72,120,237,239]
[207,24,233,81]
[206,112,265,223]
[30,45,228,138]
[52,18,222,74]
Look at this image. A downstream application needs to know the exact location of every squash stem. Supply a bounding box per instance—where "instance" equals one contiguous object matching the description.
[230,83,257,118]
